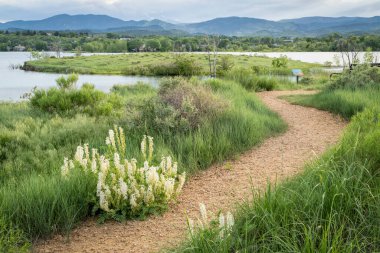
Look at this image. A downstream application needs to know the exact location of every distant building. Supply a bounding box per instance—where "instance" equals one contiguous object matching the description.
[13,45,26,51]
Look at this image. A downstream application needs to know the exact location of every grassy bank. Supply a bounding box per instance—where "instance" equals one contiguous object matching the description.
[23,52,319,76]
[177,108,380,252]
[176,65,380,253]
[0,77,286,251]
[283,87,380,119]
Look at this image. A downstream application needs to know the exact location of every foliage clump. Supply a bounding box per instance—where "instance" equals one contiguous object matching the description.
[61,126,186,220]
[330,64,380,90]
[128,77,226,133]
[129,54,202,76]
[30,74,123,116]
[226,67,278,91]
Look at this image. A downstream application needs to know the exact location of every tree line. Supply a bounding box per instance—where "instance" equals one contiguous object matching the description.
[1,30,380,53]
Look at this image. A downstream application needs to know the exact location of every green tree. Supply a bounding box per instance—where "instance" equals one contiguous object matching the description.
[146,39,161,51]
[128,39,144,52]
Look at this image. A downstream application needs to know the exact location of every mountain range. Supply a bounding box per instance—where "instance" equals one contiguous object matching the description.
[1,14,380,37]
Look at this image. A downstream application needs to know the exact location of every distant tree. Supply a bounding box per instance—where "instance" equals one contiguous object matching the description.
[159,38,173,51]
[128,39,144,52]
[146,39,161,51]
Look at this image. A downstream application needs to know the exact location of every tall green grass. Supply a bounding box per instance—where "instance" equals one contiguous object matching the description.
[284,87,380,119]
[0,79,286,250]
[177,108,380,253]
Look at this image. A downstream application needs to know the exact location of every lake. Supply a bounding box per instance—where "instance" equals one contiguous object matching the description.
[0,52,159,101]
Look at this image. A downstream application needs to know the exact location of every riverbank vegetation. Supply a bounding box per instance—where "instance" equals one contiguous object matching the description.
[176,63,380,253]
[0,76,286,251]
[23,52,319,76]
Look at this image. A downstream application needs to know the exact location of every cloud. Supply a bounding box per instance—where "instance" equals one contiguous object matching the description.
[0,0,378,22]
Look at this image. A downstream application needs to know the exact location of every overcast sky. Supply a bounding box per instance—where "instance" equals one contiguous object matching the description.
[0,0,379,23]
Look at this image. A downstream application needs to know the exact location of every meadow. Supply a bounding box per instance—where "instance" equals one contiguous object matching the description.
[23,52,320,76]
[0,75,286,251]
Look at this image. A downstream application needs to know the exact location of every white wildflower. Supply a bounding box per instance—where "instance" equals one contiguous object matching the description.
[99,190,110,211]
[176,172,186,195]
[166,156,172,172]
[105,137,111,145]
[160,156,166,172]
[109,129,116,148]
[61,157,69,176]
[141,135,147,159]
[143,161,149,171]
[226,212,234,231]
[69,160,74,169]
[146,167,159,186]
[84,144,90,161]
[97,173,103,196]
[119,178,128,200]
[144,185,155,204]
[219,213,225,238]
[91,158,97,173]
[130,194,137,209]
[74,146,84,163]
[164,178,175,200]
[199,203,208,225]
[148,136,154,161]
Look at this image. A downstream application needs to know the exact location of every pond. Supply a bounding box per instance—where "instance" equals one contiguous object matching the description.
[0,52,160,101]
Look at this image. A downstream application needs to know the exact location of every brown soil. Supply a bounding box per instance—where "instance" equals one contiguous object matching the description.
[35,90,347,253]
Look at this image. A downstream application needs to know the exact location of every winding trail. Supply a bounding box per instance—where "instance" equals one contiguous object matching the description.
[36,90,347,253]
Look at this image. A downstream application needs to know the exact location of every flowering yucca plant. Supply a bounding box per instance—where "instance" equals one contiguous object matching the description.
[61,125,186,219]
[187,203,235,239]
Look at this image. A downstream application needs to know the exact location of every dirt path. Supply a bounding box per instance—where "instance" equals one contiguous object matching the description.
[36,90,346,253]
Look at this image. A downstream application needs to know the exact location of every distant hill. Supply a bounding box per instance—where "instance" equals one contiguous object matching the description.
[1,14,380,37]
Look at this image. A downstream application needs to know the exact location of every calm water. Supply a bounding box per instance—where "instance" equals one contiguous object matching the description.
[0,52,159,101]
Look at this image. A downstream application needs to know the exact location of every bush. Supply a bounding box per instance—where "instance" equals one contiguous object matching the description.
[56,73,78,90]
[299,76,314,85]
[128,55,202,76]
[61,127,186,221]
[130,77,226,133]
[226,67,277,91]
[272,55,288,68]
[30,82,123,116]
[330,64,380,90]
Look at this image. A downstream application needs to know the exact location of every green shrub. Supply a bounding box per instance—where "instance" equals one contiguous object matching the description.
[56,73,78,90]
[30,82,123,116]
[272,55,288,68]
[299,76,314,85]
[129,77,226,133]
[330,64,380,90]
[226,67,278,91]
